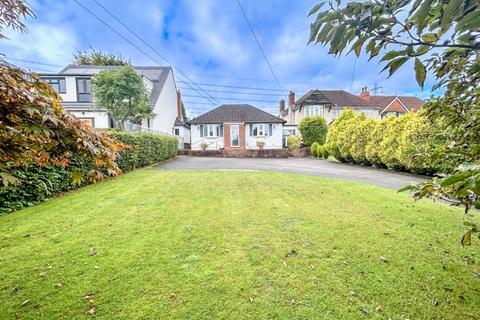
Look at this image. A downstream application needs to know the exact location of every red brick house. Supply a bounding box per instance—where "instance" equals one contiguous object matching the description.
[359,87,424,118]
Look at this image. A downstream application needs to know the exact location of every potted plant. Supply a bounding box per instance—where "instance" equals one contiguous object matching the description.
[201,141,209,151]
[256,140,266,150]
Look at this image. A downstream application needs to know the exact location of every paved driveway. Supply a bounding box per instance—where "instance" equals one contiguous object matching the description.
[157,156,428,189]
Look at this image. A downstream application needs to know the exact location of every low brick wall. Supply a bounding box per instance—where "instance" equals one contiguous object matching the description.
[179,149,288,158]
[288,147,311,158]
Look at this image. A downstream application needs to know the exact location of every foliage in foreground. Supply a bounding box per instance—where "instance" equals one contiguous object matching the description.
[308,0,480,243]
[298,116,328,146]
[0,63,126,187]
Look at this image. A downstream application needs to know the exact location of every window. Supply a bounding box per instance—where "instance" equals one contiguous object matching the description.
[199,124,223,137]
[76,78,92,102]
[362,109,376,118]
[251,124,272,137]
[304,105,324,117]
[174,128,180,136]
[230,124,239,147]
[42,77,66,93]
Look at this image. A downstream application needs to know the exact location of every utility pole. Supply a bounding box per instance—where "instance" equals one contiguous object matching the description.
[372,82,383,95]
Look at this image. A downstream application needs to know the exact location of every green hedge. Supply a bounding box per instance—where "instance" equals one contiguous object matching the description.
[0,132,178,214]
[107,131,178,171]
[325,109,443,175]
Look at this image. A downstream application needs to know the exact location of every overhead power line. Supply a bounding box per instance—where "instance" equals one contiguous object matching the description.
[178,80,287,92]
[90,0,219,105]
[182,94,281,103]
[3,57,63,68]
[179,87,288,97]
[71,0,217,106]
[235,0,283,91]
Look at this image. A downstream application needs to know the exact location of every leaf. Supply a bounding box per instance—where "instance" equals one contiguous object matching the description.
[440,0,463,30]
[461,230,472,246]
[385,57,409,77]
[0,172,20,187]
[380,50,404,62]
[455,10,480,32]
[414,58,427,88]
[412,0,433,32]
[440,174,467,187]
[421,33,438,42]
[351,36,366,57]
[308,2,326,16]
[398,184,416,192]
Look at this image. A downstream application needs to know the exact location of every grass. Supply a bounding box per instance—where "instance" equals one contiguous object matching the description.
[1,169,479,319]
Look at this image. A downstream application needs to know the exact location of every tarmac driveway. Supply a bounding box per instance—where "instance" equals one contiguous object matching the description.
[157,156,428,189]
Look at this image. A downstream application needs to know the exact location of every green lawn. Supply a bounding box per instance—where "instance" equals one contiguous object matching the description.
[1,169,479,319]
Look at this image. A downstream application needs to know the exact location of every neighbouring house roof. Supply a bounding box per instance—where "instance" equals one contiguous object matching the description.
[174,117,190,128]
[41,64,173,109]
[189,104,286,124]
[293,89,376,110]
[369,95,424,112]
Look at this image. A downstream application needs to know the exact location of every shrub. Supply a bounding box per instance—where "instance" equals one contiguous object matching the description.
[311,142,320,157]
[287,135,302,149]
[350,116,376,165]
[379,114,410,170]
[298,116,328,146]
[325,109,355,162]
[397,112,440,174]
[107,131,178,172]
[365,117,391,168]
[321,145,330,159]
[337,110,360,162]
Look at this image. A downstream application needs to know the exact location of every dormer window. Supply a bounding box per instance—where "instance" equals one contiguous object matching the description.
[76,78,92,102]
[41,77,66,93]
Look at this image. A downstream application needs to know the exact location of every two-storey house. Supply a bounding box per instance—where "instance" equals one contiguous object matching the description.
[39,64,186,139]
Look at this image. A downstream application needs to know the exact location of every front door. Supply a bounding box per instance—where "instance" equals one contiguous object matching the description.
[230,124,239,147]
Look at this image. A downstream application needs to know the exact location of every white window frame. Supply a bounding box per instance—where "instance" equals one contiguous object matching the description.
[252,124,266,137]
[305,105,325,118]
[230,124,240,147]
[207,124,218,137]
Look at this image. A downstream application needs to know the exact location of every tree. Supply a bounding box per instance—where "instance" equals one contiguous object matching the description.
[298,116,328,146]
[181,102,189,121]
[92,66,150,130]
[308,0,480,244]
[74,48,130,66]
[0,0,34,40]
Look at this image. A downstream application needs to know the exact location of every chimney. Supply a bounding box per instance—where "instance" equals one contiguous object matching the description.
[279,99,286,113]
[288,91,295,107]
[176,90,182,120]
[359,86,370,101]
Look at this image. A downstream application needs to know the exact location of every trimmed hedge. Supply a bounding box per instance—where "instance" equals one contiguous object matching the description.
[107,131,178,171]
[0,132,178,214]
[325,109,443,175]
[287,135,302,149]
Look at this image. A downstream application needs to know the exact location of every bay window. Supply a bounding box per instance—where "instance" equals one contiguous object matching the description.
[251,123,273,137]
[199,124,223,137]
[304,105,325,118]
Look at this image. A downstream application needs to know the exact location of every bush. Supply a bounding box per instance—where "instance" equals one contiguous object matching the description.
[298,116,328,146]
[337,110,360,162]
[311,142,320,157]
[0,132,177,214]
[325,109,356,162]
[365,118,391,168]
[379,115,410,170]
[321,145,330,159]
[287,135,302,149]
[107,131,178,171]
[397,112,440,174]
[350,116,376,165]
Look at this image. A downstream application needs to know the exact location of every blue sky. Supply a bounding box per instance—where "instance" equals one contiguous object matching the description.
[0,0,435,116]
